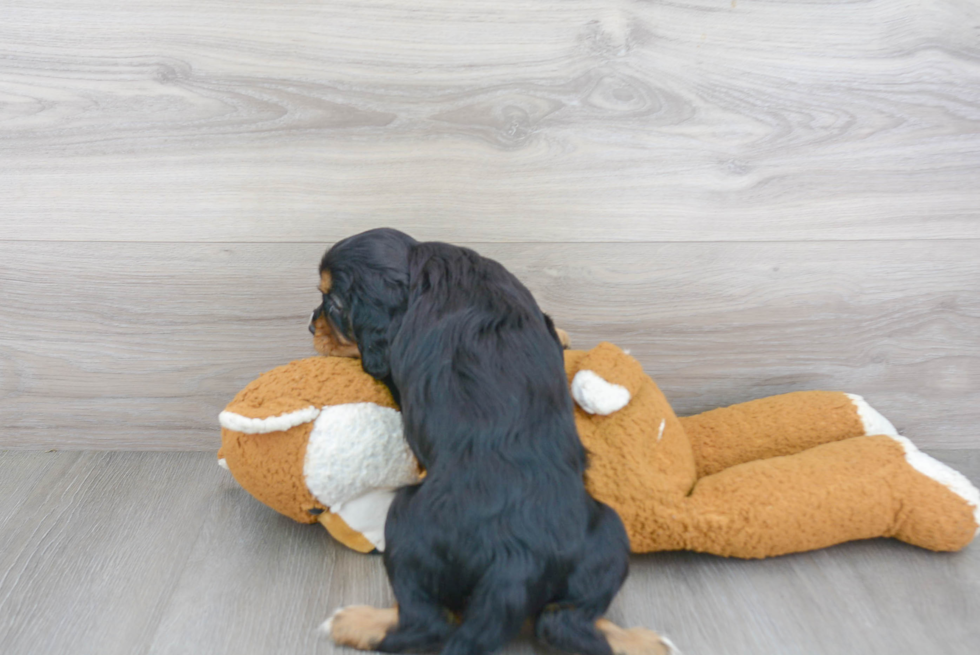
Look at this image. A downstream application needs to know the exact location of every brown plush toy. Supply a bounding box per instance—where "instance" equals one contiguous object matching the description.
[218,343,979,558]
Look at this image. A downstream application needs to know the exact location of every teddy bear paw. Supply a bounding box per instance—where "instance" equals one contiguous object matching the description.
[886,434,980,539]
[320,605,398,650]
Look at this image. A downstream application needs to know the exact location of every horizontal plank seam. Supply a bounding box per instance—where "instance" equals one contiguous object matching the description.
[2,238,980,246]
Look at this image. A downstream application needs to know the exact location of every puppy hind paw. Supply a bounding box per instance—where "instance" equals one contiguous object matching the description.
[320,605,398,650]
[613,628,678,655]
[318,607,341,636]
[596,619,680,655]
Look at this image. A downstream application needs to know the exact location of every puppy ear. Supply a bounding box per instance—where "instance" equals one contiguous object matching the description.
[348,293,404,381]
[542,313,570,351]
[357,322,392,380]
[323,229,416,381]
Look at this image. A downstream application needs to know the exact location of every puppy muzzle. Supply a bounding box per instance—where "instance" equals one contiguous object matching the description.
[309,304,325,335]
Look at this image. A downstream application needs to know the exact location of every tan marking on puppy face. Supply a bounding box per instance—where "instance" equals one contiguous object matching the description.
[319,270,333,295]
[555,327,572,349]
[328,606,399,650]
[595,619,674,655]
[312,314,360,358]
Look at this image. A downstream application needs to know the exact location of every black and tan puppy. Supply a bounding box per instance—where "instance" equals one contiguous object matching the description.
[311,228,673,655]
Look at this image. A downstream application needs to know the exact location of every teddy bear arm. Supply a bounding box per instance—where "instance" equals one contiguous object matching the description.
[318,512,377,553]
[678,391,893,478]
[670,434,978,558]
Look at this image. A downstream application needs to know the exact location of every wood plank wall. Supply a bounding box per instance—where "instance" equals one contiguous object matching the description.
[1,1,978,450]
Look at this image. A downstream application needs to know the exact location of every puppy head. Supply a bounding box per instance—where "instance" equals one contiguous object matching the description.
[310,281,360,359]
[310,228,417,379]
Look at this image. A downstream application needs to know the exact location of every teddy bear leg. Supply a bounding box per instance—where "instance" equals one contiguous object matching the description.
[673,435,978,558]
[679,390,896,477]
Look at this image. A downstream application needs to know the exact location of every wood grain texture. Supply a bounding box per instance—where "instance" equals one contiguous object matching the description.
[1,0,979,242]
[0,450,977,655]
[1,240,977,450]
[0,451,219,655]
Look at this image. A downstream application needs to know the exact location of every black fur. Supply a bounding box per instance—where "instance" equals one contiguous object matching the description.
[319,228,630,655]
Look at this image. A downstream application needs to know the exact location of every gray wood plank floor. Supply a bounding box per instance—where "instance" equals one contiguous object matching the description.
[1,450,978,655]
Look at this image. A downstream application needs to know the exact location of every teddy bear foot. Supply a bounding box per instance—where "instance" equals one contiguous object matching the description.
[321,605,398,650]
[596,618,679,655]
[884,435,980,545]
[846,394,898,437]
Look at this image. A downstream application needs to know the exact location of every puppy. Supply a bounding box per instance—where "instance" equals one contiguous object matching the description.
[311,228,672,655]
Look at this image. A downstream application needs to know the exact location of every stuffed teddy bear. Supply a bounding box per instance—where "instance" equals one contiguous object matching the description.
[218,343,979,558]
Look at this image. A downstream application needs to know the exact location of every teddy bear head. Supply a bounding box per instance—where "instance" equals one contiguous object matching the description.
[217,356,421,551]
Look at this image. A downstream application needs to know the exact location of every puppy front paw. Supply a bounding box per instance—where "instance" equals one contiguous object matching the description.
[320,605,398,650]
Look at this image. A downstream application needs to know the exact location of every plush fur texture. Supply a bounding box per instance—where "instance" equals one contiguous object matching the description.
[219,348,978,560]
[317,229,631,655]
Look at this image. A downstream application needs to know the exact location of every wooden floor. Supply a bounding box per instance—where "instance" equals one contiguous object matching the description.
[0,449,978,655]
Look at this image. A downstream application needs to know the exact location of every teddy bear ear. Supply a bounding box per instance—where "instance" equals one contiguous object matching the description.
[571,370,631,415]
[567,342,648,414]
[219,404,321,434]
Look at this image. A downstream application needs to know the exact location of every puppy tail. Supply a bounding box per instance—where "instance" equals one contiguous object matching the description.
[535,610,613,655]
